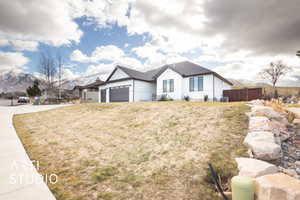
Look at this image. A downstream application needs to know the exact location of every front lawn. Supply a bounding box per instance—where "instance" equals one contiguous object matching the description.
[14,102,249,200]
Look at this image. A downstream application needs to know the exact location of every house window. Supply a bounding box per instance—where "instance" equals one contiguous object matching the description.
[163,79,174,93]
[189,77,203,92]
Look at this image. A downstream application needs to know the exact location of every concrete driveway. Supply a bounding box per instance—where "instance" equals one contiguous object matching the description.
[0,104,69,200]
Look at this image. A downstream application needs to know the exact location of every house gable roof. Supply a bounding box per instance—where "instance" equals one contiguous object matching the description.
[153,61,233,85]
[106,65,156,83]
[103,61,232,85]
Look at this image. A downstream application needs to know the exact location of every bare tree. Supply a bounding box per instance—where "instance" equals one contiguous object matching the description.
[260,60,292,97]
[38,52,57,90]
[56,53,63,99]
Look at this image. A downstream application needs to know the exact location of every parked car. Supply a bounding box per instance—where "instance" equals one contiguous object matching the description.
[17,96,30,103]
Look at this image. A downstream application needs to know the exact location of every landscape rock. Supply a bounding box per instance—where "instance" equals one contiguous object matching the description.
[279,167,300,179]
[270,120,289,139]
[245,141,281,161]
[250,106,283,120]
[255,173,300,200]
[293,119,300,124]
[235,157,278,178]
[249,116,272,132]
[244,131,275,146]
[249,99,264,106]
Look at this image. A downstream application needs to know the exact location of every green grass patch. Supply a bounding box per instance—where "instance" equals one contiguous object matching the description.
[92,166,118,183]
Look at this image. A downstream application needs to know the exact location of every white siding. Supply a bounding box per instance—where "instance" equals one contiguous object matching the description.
[99,80,133,102]
[99,79,155,102]
[109,68,129,81]
[214,76,232,99]
[156,68,183,100]
[157,70,232,101]
[182,74,214,100]
[183,74,231,100]
[133,80,156,101]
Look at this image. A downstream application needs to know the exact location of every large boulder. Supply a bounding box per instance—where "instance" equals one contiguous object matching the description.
[250,106,283,120]
[270,120,290,141]
[245,140,281,161]
[249,116,272,132]
[249,99,264,106]
[244,131,275,145]
[235,157,278,178]
[255,173,300,200]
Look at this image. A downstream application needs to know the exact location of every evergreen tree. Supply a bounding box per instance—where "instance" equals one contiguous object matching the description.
[26,80,41,97]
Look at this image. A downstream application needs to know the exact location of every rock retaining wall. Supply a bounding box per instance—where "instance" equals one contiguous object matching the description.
[235,99,300,200]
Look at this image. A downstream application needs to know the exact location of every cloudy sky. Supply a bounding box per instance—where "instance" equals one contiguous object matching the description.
[0,0,300,86]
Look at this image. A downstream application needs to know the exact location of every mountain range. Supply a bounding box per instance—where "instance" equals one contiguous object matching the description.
[0,70,269,93]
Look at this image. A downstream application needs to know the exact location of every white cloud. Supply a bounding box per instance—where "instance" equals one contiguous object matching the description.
[0,0,83,47]
[85,63,115,81]
[0,51,29,71]
[132,42,188,68]
[70,45,125,63]
[213,55,300,86]
[91,45,125,62]
[70,50,90,63]
[10,40,39,51]
[117,57,143,69]
[68,0,131,28]
[62,68,81,80]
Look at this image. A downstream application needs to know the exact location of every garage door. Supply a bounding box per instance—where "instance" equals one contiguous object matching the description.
[101,89,106,102]
[109,86,129,102]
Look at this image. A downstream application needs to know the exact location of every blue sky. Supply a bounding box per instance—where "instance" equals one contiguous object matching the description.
[0,0,299,86]
[0,18,151,74]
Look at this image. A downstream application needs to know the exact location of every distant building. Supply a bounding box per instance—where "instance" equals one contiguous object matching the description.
[73,78,104,103]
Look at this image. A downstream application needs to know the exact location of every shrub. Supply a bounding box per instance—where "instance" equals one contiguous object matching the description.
[204,95,209,102]
[159,95,173,101]
[220,97,229,102]
[159,95,168,101]
[184,95,190,101]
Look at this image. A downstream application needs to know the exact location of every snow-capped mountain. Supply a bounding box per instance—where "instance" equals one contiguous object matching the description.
[60,72,104,90]
[0,70,104,93]
[0,70,39,93]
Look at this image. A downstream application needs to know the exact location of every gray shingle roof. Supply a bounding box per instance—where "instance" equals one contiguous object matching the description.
[117,66,154,81]
[106,61,232,85]
[153,61,213,78]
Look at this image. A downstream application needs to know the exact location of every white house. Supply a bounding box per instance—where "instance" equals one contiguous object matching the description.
[99,61,232,102]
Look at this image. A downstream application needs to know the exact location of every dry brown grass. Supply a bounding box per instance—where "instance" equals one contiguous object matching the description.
[14,102,249,200]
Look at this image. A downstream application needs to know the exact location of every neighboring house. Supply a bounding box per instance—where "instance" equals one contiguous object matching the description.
[72,85,84,99]
[99,61,232,102]
[74,78,104,102]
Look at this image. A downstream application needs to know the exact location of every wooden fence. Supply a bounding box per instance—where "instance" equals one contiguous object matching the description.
[223,88,262,102]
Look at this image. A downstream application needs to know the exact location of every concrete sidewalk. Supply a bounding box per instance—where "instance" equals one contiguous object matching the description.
[0,104,69,200]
